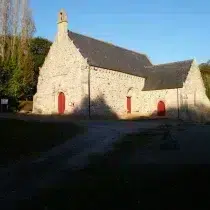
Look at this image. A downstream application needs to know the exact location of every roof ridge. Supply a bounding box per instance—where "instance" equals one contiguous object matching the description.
[152,59,194,67]
[68,30,149,59]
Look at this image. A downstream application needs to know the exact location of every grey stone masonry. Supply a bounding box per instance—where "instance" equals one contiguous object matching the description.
[33,9,210,122]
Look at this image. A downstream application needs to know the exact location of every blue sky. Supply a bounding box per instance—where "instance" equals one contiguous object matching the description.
[31,0,210,64]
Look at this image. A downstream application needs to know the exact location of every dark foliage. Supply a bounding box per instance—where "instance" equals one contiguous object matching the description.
[200,60,210,99]
[29,37,52,98]
[0,37,52,102]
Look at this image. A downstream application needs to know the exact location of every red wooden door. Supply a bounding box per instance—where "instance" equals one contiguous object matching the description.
[127,97,131,113]
[58,92,65,114]
[157,101,165,116]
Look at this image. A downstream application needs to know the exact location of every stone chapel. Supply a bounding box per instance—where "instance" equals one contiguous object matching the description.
[33,9,210,121]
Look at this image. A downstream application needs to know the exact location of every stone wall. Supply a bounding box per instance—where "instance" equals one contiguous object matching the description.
[89,61,210,121]
[89,66,145,118]
[33,33,89,115]
[180,60,210,121]
[140,61,210,122]
[140,89,178,118]
[89,66,179,119]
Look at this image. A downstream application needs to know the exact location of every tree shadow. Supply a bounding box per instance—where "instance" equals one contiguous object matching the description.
[32,94,119,120]
[103,102,210,123]
[70,95,119,120]
[3,93,210,123]
[137,103,210,123]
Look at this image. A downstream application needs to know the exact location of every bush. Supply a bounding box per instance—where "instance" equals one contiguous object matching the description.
[8,97,19,112]
[18,100,33,112]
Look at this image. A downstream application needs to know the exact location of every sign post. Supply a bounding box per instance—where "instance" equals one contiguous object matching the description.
[1,99,8,105]
[1,99,9,112]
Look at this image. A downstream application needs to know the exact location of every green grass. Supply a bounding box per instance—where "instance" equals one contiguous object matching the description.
[0,118,82,166]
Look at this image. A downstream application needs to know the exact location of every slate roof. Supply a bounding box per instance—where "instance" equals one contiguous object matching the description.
[68,30,152,77]
[68,30,194,91]
[142,59,194,91]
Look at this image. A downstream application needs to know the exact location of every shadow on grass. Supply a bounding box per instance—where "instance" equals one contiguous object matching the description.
[90,128,165,166]
[0,118,83,166]
[27,164,210,209]
[20,126,187,209]
[14,125,210,209]
[86,125,180,168]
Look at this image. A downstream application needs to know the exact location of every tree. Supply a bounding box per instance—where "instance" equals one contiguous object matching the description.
[200,61,210,99]
[0,0,9,61]
[200,61,210,74]
[30,37,52,73]
[28,37,52,99]
[0,0,36,99]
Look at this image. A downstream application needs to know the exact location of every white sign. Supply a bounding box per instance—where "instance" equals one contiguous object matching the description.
[1,99,8,105]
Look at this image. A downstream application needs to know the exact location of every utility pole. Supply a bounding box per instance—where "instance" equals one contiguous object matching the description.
[177,69,180,120]
[88,67,91,119]
[177,88,180,119]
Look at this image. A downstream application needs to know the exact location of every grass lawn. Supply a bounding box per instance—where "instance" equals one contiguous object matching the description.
[0,118,82,166]
[16,126,210,209]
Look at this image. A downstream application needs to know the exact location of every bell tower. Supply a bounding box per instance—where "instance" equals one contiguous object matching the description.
[57,9,68,40]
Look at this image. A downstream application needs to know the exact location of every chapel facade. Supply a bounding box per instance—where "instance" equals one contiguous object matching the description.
[33,10,210,121]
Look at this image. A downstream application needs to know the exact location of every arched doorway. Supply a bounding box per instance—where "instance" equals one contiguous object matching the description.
[157,101,166,116]
[58,92,65,114]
